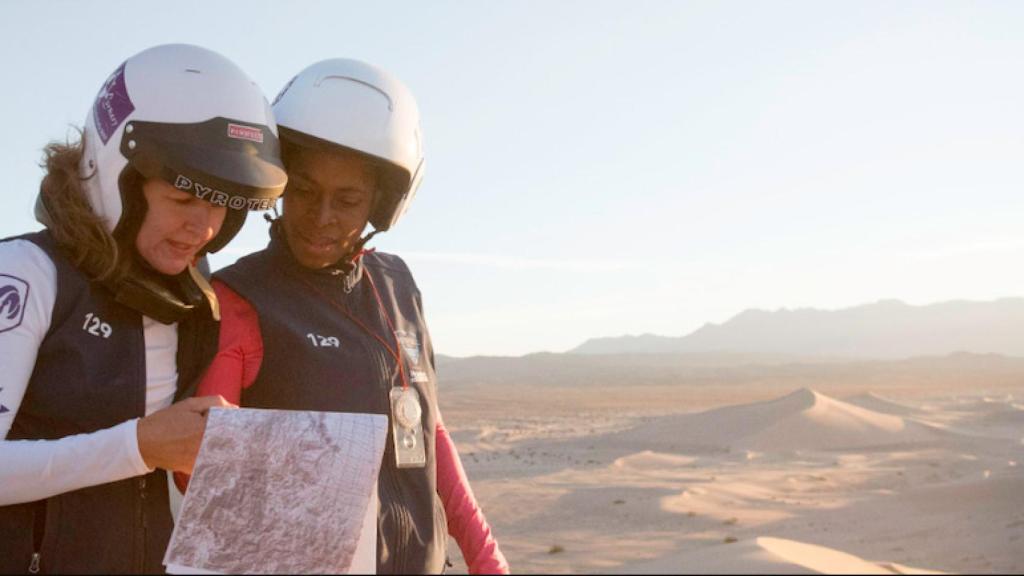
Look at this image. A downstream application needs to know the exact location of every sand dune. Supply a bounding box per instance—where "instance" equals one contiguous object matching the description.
[978,407,1024,426]
[952,396,1019,413]
[612,451,697,471]
[621,537,944,574]
[845,392,931,416]
[444,383,1023,574]
[615,388,945,453]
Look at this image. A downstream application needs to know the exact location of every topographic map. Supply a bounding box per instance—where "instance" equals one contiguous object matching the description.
[164,408,387,574]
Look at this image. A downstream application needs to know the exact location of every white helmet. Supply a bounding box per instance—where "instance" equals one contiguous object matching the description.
[272,59,424,231]
[78,44,287,253]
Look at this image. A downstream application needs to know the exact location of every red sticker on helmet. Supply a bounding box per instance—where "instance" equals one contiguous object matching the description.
[227,123,264,143]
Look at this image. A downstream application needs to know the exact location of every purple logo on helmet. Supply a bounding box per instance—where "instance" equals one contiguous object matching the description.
[93,62,135,145]
[0,275,29,334]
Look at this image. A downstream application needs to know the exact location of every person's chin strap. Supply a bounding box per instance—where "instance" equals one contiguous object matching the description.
[347,229,381,265]
[103,260,220,325]
[264,211,384,272]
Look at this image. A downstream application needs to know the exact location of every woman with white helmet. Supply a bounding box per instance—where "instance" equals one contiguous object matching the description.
[191,59,509,574]
[0,44,286,573]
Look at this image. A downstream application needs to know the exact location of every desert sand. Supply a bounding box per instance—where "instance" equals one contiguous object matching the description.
[168,357,1024,573]
[439,362,1024,574]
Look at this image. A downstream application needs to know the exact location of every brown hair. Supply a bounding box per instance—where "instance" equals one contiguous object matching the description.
[37,135,131,282]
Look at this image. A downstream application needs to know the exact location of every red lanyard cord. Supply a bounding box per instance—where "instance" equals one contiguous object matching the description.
[363,265,410,391]
[293,251,409,390]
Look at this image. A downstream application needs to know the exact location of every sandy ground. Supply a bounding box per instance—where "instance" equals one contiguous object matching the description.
[440,381,1024,574]
[167,368,1024,573]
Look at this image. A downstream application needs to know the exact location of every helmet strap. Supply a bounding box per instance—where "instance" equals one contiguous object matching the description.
[103,261,213,325]
[348,229,381,263]
[262,200,283,228]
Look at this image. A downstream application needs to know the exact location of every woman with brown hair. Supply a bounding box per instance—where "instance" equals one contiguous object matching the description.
[0,44,286,573]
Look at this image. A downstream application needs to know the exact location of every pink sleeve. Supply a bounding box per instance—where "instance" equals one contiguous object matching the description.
[436,417,510,574]
[174,280,264,492]
[195,280,264,403]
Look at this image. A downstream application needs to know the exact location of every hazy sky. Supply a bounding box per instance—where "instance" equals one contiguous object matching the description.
[3,1,1024,356]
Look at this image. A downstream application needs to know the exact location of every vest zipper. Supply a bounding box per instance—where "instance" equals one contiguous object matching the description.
[29,500,46,573]
[340,269,417,573]
[381,463,406,573]
[373,342,411,574]
[135,316,149,573]
[137,475,148,572]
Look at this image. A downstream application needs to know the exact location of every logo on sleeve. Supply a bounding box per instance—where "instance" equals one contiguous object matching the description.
[0,274,29,334]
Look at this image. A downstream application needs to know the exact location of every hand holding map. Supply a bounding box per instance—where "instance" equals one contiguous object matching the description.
[164,408,387,574]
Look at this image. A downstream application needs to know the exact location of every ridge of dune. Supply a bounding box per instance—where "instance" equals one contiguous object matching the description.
[756,537,899,574]
[976,404,1024,426]
[756,537,945,575]
[953,396,1019,413]
[845,392,929,416]
[615,388,943,453]
[612,450,697,471]
[620,536,944,574]
[744,389,912,451]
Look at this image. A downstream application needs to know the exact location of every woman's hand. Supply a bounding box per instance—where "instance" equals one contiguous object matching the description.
[136,396,236,473]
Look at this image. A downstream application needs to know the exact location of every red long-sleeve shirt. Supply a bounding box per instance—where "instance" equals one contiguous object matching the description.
[192,280,509,574]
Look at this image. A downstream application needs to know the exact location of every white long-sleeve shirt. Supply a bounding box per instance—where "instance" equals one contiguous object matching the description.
[0,238,178,506]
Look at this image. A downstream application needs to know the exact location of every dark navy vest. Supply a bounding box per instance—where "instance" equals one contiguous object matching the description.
[0,231,215,574]
[216,234,447,575]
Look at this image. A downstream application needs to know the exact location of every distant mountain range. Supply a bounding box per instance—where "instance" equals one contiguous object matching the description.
[571,298,1024,359]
